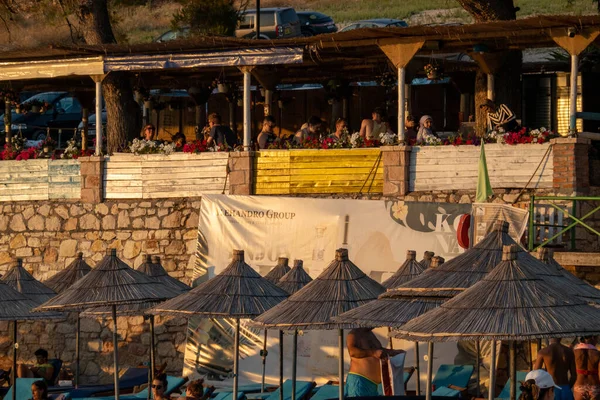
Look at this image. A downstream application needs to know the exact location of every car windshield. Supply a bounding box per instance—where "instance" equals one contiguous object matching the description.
[21,92,64,105]
[279,9,298,24]
[388,21,408,27]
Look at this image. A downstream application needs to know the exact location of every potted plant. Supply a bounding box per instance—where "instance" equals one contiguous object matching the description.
[213,78,230,94]
[424,63,439,80]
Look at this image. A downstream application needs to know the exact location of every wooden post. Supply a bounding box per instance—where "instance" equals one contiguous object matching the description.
[292,330,298,400]
[112,305,120,400]
[93,78,104,155]
[569,54,579,135]
[509,342,516,400]
[415,341,421,395]
[11,320,16,400]
[339,329,345,400]
[240,67,254,150]
[81,108,89,150]
[489,341,496,400]
[487,74,495,102]
[426,342,434,400]
[261,330,268,392]
[476,340,481,397]
[233,319,240,400]
[75,314,81,388]
[279,330,283,400]
[4,99,11,145]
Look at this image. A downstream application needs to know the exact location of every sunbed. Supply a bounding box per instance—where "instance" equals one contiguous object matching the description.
[497,371,529,400]
[72,375,187,400]
[66,368,149,398]
[246,380,315,400]
[3,377,43,400]
[214,383,277,394]
[431,364,475,397]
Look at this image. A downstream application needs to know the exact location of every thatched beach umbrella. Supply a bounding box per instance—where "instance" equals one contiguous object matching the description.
[140,255,191,294]
[42,253,92,388]
[150,250,289,400]
[275,260,312,400]
[2,259,57,305]
[36,249,177,400]
[419,251,435,269]
[265,257,291,283]
[393,245,600,400]
[382,250,426,289]
[0,279,62,400]
[251,248,385,400]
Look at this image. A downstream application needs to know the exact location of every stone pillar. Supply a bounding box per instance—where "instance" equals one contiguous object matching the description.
[79,156,104,203]
[228,151,254,195]
[551,137,590,194]
[382,145,412,197]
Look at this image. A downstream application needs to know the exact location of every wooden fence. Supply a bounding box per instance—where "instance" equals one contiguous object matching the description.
[103,153,230,199]
[409,143,553,191]
[254,149,383,195]
[0,159,80,201]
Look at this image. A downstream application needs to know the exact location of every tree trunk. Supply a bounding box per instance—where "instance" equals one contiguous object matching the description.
[456,0,516,21]
[77,0,141,153]
[474,70,487,136]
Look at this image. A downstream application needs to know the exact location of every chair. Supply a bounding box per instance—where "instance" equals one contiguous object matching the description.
[67,367,149,398]
[214,383,277,394]
[72,375,188,400]
[431,364,475,397]
[247,380,315,400]
[3,377,43,400]
[497,371,529,400]
[310,384,339,400]
[212,391,247,400]
[48,358,63,386]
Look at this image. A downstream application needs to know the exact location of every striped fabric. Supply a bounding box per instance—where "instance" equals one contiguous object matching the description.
[486,104,516,131]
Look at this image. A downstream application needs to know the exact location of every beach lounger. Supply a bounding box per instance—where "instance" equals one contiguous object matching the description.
[431,364,475,397]
[497,371,529,400]
[66,368,149,398]
[72,375,188,400]
[247,380,315,400]
[310,384,339,400]
[3,377,43,400]
[214,383,277,394]
[211,391,247,400]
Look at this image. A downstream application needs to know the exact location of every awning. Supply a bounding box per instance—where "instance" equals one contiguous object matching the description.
[0,56,104,81]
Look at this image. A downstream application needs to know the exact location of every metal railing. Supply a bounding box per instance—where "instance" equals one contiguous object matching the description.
[528,195,600,251]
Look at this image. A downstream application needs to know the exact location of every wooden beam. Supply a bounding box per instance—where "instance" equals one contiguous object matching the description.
[378,39,425,68]
[251,67,281,91]
[550,28,600,56]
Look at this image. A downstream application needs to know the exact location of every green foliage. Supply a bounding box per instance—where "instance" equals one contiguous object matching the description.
[171,0,247,37]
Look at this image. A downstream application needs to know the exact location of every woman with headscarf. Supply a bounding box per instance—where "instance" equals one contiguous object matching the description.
[416,115,436,144]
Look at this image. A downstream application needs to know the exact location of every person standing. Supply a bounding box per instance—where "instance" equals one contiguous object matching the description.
[534,338,576,400]
[346,328,405,397]
[206,113,238,149]
[520,370,562,400]
[257,116,277,149]
[573,337,600,400]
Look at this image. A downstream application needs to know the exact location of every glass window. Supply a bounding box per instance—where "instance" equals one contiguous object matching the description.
[259,12,275,27]
[239,14,254,29]
[278,9,298,24]
[54,96,82,114]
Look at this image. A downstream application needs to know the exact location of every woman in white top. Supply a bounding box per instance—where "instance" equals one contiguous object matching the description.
[416,115,436,144]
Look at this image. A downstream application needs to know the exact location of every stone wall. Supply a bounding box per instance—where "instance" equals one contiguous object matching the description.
[0,198,200,384]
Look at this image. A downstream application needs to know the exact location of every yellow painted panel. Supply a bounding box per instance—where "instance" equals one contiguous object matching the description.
[290,168,383,176]
[291,174,382,182]
[289,185,382,194]
[255,176,292,183]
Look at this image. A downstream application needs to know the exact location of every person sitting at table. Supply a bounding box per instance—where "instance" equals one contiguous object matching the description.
[480,98,518,132]
[172,132,186,150]
[295,116,322,144]
[18,349,54,385]
[404,115,417,143]
[141,124,156,141]
[359,107,394,140]
[416,115,437,144]
[330,118,348,142]
[257,116,277,149]
[206,112,238,149]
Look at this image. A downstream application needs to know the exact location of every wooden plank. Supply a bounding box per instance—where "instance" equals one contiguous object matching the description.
[290,179,384,188]
[0,194,48,201]
[254,176,292,183]
[104,174,144,181]
[409,169,553,179]
[144,177,227,187]
[289,185,382,194]
[141,166,228,175]
[254,169,292,176]
[143,184,226,194]
[290,173,383,182]
[105,192,143,199]
[103,180,143,188]
[139,160,228,168]
[290,167,383,176]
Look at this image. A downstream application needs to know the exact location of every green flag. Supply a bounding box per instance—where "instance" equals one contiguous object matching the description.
[476,141,493,203]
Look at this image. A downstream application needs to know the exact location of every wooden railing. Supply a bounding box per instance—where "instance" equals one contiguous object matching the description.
[253,148,383,195]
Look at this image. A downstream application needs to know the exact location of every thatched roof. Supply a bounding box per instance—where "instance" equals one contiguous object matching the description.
[35,249,178,312]
[393,245,600,342]
[250,248,385,331]
[537,248,600,304]
[264,258,291,283]
[276,260,313,295]
[381,250,426,290]
[2,259,57,305]
[43,253,92,294]
[0,281,62,321]
[419,251,435,269]
[139,255,191,294]
[150,250,289,318]
[431,257,445,268]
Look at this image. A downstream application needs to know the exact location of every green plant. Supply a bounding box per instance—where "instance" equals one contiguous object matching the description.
[172,0,249,37]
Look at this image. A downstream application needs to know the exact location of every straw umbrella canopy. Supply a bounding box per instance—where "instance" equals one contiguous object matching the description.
[419,251,435,269]
[381,250,426,289]
[150,250,289,400]
[42,252,92,388]
[393,245,600,400]
[250,248,385,400]
[36,249,178,400]
[264,257,291,284]
[275,260,313,400]
[2,259,57,305]
[139,255,191,294]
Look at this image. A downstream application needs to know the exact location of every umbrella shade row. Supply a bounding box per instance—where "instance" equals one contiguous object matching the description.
[43,253,92,294]
[265,258,291,284]
[381,250,426,289]
[277,260,312,294]
[2,259,57,305]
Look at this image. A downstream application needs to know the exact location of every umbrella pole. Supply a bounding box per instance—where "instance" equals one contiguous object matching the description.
[489,341,496,400]
[388,327,394,350]
[12,320,16,400]
[476,340,481,397]
[509,341,516,400]
[150,315,156,382]
[279,330,283,400]
[261,329,268,393]
[112,305,120,400]
[415,341,421,395]
[76,313,80,388]
[338,329,345,400]
[234,319,240,400]
[426,342,434,400]
[292,330,298,400]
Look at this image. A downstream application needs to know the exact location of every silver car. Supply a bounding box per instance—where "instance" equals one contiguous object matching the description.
[236,8,302,39]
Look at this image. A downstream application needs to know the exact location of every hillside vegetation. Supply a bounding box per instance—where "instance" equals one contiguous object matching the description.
[0,0,596,48]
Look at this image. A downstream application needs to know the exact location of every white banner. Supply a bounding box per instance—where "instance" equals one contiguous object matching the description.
[183,195,471,388]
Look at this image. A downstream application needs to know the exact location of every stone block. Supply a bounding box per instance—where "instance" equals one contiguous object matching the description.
[165,241,184,255]
[59,240,78,257]
[64,218,78,231]
[15,247,33,257]
[10,214,26,232]
[22,207,35,220]
[45,216,61,231]
[80,214,100,230]
[9,234,26,249]
[123,241,141,259]
[117,210,130,228]
[162,211,182,228]
[145,216,160,230]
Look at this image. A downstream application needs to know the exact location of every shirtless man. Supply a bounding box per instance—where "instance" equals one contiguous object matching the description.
[573,337,600,400]
[359,107,394,140]
[534,338,576,400]
[346,328,405,397]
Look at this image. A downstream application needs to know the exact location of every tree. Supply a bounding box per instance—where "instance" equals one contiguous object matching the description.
[456,0,521,135]
[172,0,247,37]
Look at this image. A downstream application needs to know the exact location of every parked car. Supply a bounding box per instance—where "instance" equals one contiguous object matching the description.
[340,18,408,32]
[236,8,302,39]
[0,92,83,142]
[155,27,190,42]
[296,11,337,36]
